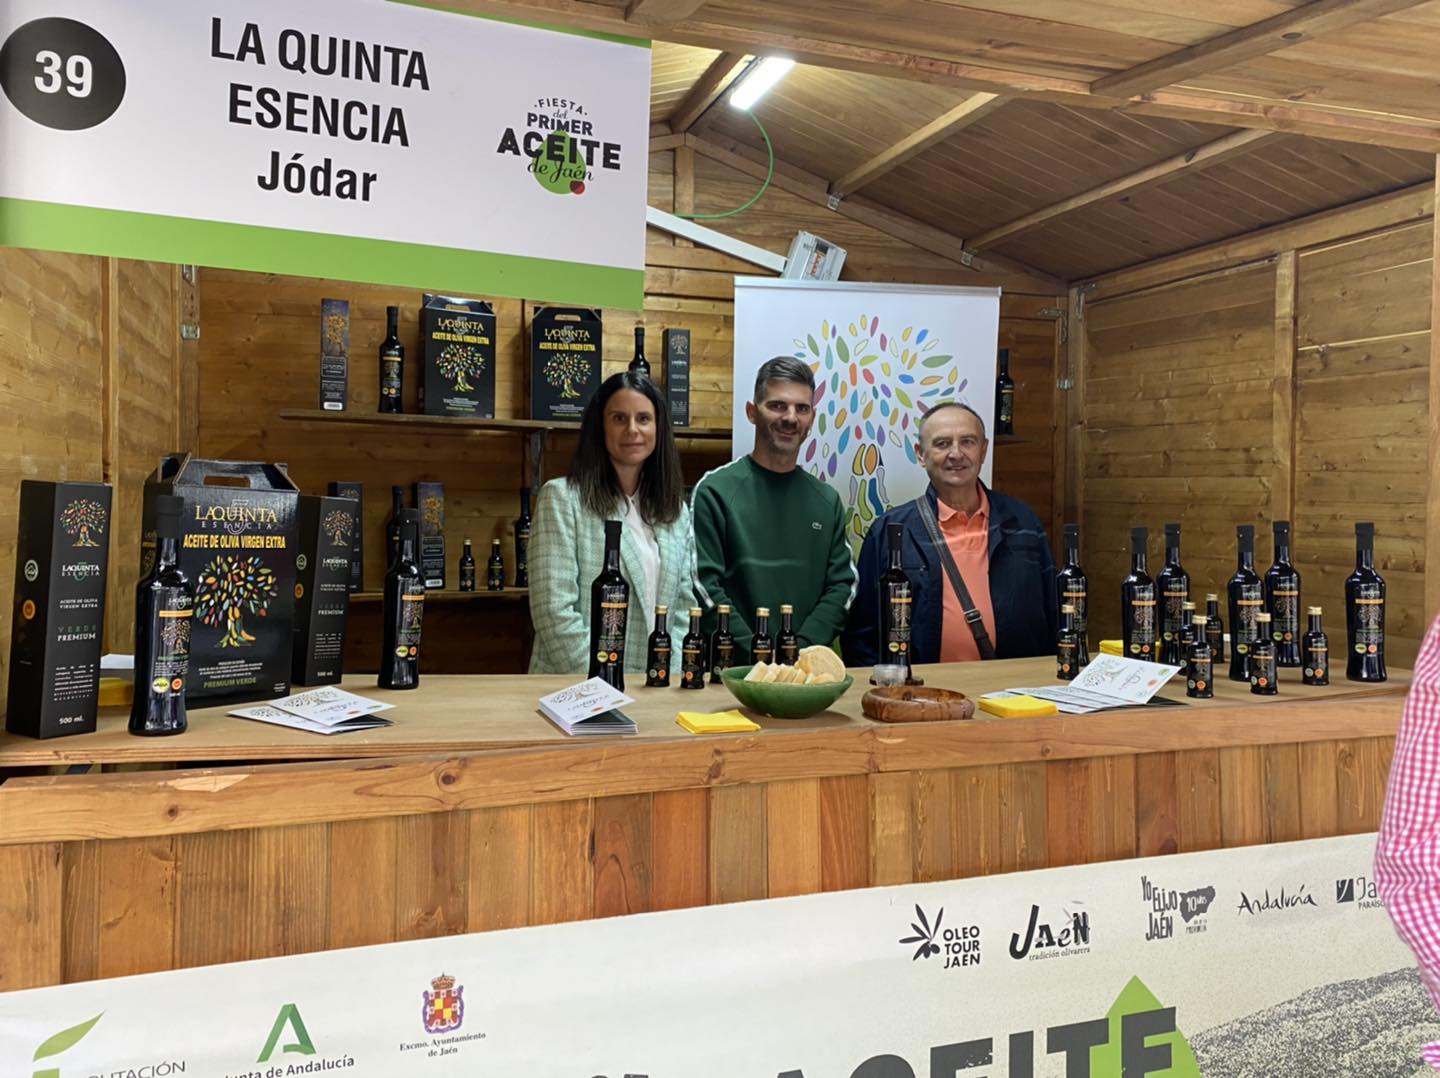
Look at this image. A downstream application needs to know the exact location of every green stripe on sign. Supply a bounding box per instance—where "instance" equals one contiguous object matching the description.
[0,197,644,309]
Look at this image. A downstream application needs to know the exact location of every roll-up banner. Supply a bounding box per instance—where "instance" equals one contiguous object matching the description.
[2,832,1433,1076]
[0,1,650,308]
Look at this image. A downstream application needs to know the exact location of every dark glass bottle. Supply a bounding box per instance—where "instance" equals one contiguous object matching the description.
[1228,525,1264,682]
[1055,523,1089,670]
[385,485,405,568]
[486,539,504,591]
[514,487,532,588]
[879,521,915,681]
[379,305,403,414]
[458,538,476,592]
[129,495,193,736]
[379,508,424,690]
[1157,523,1190,666]
[751,606,774,665]
[1303,606,1329,686]
[1120,526,1157,661]
[1265,520,1302,667]
[588,520,629,690]
[710,604,736,683]
[995,348,1014,436]
[1177,600,1198,656]
[1186,616,1213,700]
[776,604,799,665]
[1346,522,1386,683]
[680,607,707,690]
[645,606,672,687]
[1057,604,1079,681]
[1249,612,1278,695]
[1204,593,1226,665]
[628,324,650,377]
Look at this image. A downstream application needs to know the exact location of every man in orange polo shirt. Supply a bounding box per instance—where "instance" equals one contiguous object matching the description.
[844,401,1057,664]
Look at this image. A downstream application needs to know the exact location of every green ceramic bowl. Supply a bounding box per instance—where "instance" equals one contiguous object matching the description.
[720,665,855,720]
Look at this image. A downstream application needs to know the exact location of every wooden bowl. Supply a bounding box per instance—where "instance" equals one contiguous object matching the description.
[861,685,975,723]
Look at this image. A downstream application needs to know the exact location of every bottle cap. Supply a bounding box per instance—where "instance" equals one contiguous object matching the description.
[1182,600,1196,610]
[780,604,793,613]
[1356,521,1375,539]
[1307,605,1322,615]
[1237,524,1254,543]
[399,507,419,524]
[491,538,500,546]
[155,495,181,539]
[1061,604,1075,614]
[1257,612,1271,622]
[717,604,731,614]
[1165,522,1181,540]
[655,605,668,615]
[1064,522,1079,541]
[1206,592,1218,601]
[1193,615,1208,627]
[1130,526,1147,552]
[1274,520,1290,536]
[689,606,702,618]
[604,519,623,543]
[756,606,770,617]
[887,521,904,545]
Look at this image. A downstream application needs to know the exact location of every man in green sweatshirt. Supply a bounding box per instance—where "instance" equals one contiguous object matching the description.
[694,356,857,657]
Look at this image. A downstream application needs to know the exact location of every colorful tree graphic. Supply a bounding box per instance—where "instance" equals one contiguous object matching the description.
[436,344,486,392]
[545,351,590,399]
[794,313,967,554]
[60,498,106,547]
[194,554,278,648]
[160,615,191,654]
[422,496,443,532]
[322,509,353,547]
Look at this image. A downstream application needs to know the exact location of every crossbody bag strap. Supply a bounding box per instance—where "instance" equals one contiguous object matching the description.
[912,496,997,660]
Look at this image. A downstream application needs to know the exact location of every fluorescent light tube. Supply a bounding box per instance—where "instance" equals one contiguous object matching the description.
[728,57,794,111]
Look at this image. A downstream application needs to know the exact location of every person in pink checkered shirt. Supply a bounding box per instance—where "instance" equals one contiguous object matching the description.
[1377,610,1440,1070]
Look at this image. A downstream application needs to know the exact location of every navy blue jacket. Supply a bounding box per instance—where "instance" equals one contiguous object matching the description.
[842,484,1058,665]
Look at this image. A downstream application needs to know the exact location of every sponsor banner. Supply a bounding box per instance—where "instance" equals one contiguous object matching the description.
[731,278,1001,554]
[0,1,649,307]
[1,833,1434,1076]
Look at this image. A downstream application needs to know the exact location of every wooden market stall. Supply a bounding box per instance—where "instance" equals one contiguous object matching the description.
[1,0,1439,999]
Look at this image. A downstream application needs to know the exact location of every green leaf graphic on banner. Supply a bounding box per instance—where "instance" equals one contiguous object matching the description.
[921,353,953,369]
[33,1012,103,1060]
[1091,977,1203,1077]
[533,133,577,195]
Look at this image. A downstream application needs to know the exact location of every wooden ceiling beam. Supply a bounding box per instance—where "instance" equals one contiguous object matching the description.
[688,132,1068,293]
[1092,0,1432,100]
[667,51,749,132]
[969,129,1281,252]
[829,92,1005,199]
[625,0,709,24]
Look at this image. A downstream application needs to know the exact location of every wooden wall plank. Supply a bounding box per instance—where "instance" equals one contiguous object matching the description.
[467,805,532,931]
[1044,758,1091,868]
[1135,752,1180,857]
[0,843,62,990]
[652,788,709,910]
[1088,754,1138,862]
[250,824,329,959]
[60,841,99,983]
[97,836,176,977]
[766,779,823,897]
[1261,742,1303,844]
[1219,745,1267,848]
[593,792,654,918]
[1272,249,1297,525]
[531,799,595,925]
[819,774,869,892]
[395,812,470,940]
[1175,748,1223,852]
[1430,164,1440,624]
[1298,740,1342,839]
[176,830,255,968]
[869,771,915,886]
[329,817,399,948]
[953,764,1003,878]
[999,762,1048,872]
[710,783,767,904]
[912,769,955,883]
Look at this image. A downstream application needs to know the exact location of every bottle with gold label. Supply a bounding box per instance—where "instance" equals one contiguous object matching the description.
[1057,604,1079,681]
[130,495,193,736]
[880,521,915,680]
[1120,527,1156,661]
[588,520,629,690]
[1204,593,1225,665]
[1249,612,1278,695]
[1055,523,1089,669]
[1228,525,1263,682]
[1265,520,1302,667]
[1302,606,1329,686]
[1345,522,1386,683]
[1157,523,1190,666]
[751,606,774,665]
[379,508,424,690]
[710,604,735,683]
[1186,615,1213,699]
[1177,600,1198,656]
[645,606,672,687]
[680,607,707,690]
[777,604,800,665]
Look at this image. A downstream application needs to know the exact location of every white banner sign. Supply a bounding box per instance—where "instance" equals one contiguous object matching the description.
[3,832,1433,1077]
[732,279,1001,553]
[0,1,651,307]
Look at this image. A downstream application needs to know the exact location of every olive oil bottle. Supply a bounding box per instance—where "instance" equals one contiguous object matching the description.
[379,508,424,690]
[129,495,193,736]
[751,606,774,665]
[1227,525,1263,682]
[1120,527,1156,661]
[645,606,672,687]
[588,520,629,690]
[680,608,707,690]
[1345,522,1386,683]
[710,604,736,683]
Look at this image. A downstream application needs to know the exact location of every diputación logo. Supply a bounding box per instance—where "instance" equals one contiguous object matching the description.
[31,1012,101,1078]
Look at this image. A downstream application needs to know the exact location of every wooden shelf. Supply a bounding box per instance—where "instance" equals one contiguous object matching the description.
[348,588,529,603]
[279,409,732,444]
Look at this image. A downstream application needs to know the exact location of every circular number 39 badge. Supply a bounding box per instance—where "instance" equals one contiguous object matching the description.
[1,18,126,130]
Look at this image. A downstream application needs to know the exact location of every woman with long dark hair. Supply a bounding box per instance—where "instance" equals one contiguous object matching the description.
[528,371,696,675]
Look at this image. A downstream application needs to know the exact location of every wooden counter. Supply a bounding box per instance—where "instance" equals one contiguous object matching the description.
[0,659,1407,992]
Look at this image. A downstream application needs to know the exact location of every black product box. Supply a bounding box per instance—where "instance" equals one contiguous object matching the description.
[414,481,445,589]
[665,327,690,428]
[320,298,349,412]
[420,294,496,418]
[327,481,364,592]
[142,455,299,706]
[292,495,355,685]
[5,481,112,739]
[530,306,602,421]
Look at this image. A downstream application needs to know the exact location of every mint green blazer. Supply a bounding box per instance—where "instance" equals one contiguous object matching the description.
[527,478,697,676]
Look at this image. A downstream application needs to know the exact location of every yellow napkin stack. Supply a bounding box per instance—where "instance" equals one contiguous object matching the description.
[98,677,133,708]
[676,709,761,734]
[1100,639,1124,657]
[977,693,1059,719]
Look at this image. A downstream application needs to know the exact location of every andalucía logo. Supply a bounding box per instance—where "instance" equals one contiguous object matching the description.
[495,96,622,197]
[1236,884,1319,915]
[422,973,464,1034]
[1009,903,1091,961]
[1141,875,1216,941]
[240,1004,354,1076]
[31,1012,101,1078]
[1336,874,1383,909]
